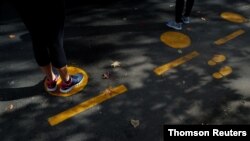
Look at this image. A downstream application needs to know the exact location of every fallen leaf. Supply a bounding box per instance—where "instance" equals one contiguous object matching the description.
[6,104,14,111]
[102,72,111,79]
[201,17,207,21]
[130,119,140,128]
[169,4,174,7]
[103,87,113,95]
[9,34,16,39]
[178,49,183,54]
[111,61,121,68]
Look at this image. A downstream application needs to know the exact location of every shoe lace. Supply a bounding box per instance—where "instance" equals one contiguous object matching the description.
[46,76,59,88]
[46,79,56,88]
[61,78,72,88]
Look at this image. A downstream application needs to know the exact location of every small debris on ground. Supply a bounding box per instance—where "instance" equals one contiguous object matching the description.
[102,72,111,79]
[130,119,140,128]
[6,104,14,111]
[111,61,121,68]
[102,87,114,95]
[9,34,16,39]
[201,17,208,21]
[178,49,183,54]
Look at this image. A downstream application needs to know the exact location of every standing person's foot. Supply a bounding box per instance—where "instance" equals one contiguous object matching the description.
[182,16,190,24]
[166,21,182,30]
[60,73,84,93]
[45,75,60,92]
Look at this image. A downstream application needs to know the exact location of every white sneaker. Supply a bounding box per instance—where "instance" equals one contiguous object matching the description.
[166,21,182,30]
[182,16,190,24]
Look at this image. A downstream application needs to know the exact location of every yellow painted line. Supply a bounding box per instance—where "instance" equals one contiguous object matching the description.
[214,29,245,45]
[154,51,200,75]
[48,85,128,126]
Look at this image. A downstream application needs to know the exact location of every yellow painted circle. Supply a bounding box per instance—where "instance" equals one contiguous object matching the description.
[160,31,191,49]
[221,12,247,23]
[44,66,88,97]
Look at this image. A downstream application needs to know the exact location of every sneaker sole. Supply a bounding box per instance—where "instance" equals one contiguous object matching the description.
[182,21,190,24]
[46,85,57,92]
[59,76,84,93]
[166,23,182,30]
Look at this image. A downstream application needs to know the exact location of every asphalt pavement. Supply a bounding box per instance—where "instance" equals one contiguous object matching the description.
[1,0,250,141]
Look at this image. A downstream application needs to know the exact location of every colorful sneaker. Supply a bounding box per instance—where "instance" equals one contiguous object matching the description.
[45,75,60,92]
[60,73,84,93]
[182,16,190,24]
[166,21,182,30]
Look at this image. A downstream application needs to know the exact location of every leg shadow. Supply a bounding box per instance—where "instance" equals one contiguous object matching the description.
[0,80,45,101]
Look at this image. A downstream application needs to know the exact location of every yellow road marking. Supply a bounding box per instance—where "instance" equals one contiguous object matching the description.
[160,31,191,49]
[48,85,128,126]
[221,12,247,23]
[45,66,88,97]
[208,54,226,66]
[214,29,245,45]
[213,66,233,79]
[154,51,200,75]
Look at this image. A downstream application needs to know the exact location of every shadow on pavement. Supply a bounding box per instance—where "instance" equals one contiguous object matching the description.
[0,81,44,101]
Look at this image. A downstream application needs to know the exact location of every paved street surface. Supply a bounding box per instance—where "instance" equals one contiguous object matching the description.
[1,0,250,140]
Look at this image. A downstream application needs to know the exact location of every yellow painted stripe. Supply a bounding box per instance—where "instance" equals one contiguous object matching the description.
[48,85,128,126]
[154,51,200,75]
[214,29,245,45]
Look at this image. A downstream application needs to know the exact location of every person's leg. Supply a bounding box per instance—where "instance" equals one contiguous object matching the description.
[40,64,57,81]
[184,0,194,17]
[48,23,70,83]
[13,1,59,92]
[45,0,70,83]
[47,19,69,83]
[57,66,70,82]
[14,0,83,93]
[166,0,184,30]
[14,1,55,80]
[47,1,83,93]
[175,0,185,23]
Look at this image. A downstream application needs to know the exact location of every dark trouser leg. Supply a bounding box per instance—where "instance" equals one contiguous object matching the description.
[46,1,67,69]
[48,20,67,69]
[15,5,51,67]
[13,0,67,68]
[175,0,185,23]
[184,0,194,17]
